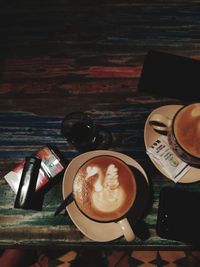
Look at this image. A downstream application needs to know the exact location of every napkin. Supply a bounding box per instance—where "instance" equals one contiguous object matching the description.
[138,50,200,101]
[146,137,191,183]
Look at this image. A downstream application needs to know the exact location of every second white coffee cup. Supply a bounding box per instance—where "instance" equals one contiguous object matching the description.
[149,103,200,166]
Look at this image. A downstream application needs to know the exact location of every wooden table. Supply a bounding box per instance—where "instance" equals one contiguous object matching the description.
[1,93,200,250]
[0,1,200,250]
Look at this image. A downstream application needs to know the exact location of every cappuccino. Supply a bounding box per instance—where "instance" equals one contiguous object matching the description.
[73,156,136,222]
[174,103,200,158]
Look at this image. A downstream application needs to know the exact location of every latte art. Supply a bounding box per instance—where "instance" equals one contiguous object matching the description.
[73,156,136,221]
[92,163,125,213]
[174,103,200,158]
[92,187,125,213]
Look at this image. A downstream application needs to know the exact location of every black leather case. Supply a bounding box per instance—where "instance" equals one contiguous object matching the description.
[138,50,200,101]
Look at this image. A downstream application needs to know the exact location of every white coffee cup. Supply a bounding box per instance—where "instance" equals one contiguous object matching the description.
[64,155,138,241]
[149,103,200,166]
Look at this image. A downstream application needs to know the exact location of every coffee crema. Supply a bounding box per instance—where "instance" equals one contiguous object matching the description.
[73,156,136,222]
[174,103,200,158]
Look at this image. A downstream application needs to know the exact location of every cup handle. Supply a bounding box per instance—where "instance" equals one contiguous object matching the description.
[117,218,135,242]
[149,114,172,133]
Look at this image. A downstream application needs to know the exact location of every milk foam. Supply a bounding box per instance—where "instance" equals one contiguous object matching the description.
[86,165,103,192]
[104,164,119,190]
[191,106,200,117]
[91,187,125,212]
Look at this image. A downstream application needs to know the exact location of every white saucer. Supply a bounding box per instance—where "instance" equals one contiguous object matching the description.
[144,105,200,183]
[62,150,148,242]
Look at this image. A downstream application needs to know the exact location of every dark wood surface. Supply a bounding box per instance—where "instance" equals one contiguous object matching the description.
[0,1,200,249]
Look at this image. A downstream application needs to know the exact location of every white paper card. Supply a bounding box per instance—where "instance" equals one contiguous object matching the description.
[146,137,191,183]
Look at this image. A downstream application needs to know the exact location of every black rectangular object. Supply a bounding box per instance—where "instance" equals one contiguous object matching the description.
[138,50,200,101]
[156,187,200,245]
[14,156,41,209]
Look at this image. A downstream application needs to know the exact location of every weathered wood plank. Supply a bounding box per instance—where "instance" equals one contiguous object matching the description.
[0,1,200,55]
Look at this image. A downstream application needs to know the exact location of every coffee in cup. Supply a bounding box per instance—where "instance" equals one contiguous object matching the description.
[174,104,200,158]
[73,155,136,222]
[149,103,200,166]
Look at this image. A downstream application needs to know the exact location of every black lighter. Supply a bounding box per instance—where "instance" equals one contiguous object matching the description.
[14,156,41,209]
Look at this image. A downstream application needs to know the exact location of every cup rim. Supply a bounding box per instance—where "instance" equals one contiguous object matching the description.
[71,154,137,223]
